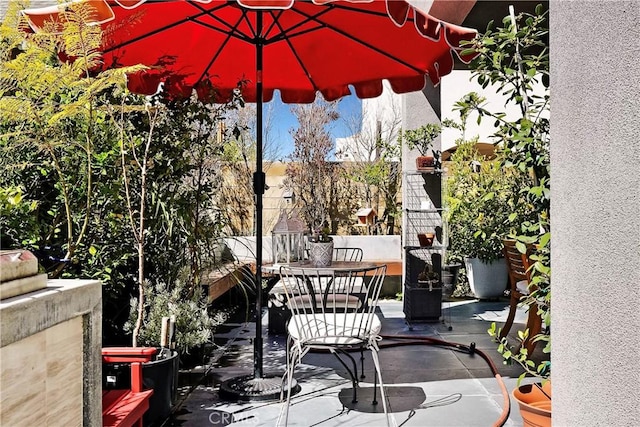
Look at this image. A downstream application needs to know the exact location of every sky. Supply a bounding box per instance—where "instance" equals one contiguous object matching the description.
[262,93,362,160]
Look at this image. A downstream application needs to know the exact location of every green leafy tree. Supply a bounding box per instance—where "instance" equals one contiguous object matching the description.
[1,4,242,350]
[460,4,550,380]
[445,138,533,263]
[0,2,143,277]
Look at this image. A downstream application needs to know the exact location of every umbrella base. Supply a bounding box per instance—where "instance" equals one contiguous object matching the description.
[219,375,299,401]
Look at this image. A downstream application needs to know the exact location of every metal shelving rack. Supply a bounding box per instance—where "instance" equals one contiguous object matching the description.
[402,170,451,330]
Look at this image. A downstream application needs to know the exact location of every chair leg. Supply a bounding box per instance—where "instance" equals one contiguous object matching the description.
[331,349,359,403]
[499,294,519,340]
[369,346,396,427]
[522,303,542,355]
[372,356,378,405]
[277,344,299,427]
[360,348,366,379]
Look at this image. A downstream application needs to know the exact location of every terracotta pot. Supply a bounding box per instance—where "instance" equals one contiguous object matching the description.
[512,381,551,427]
[417,233,434,247]
[415,156,435,171]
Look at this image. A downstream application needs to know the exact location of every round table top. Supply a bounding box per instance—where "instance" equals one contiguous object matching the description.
[262,261,385,274]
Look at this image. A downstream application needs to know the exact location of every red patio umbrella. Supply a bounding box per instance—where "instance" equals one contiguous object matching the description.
[22,0,478,400]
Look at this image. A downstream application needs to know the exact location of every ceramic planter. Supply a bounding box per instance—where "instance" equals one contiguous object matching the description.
[464,257,508,299]
[442,263,462,299]
[308,241,334,266]
[512,381,551,427]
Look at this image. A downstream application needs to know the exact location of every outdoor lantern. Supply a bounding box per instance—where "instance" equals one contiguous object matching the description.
[271,210,306,265]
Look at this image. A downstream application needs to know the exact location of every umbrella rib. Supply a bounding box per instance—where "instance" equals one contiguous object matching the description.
[192,13,249,91]
[191,17,253,43]
[291,5,426,76]
[190,2,255,42]
[103,3,228,54]
[269,11,319,93]
[262,7,332,45]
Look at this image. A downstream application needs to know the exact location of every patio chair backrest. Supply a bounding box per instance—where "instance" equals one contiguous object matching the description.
[333,247,364,262]
[278,264,386,345]
[502,239,533,288]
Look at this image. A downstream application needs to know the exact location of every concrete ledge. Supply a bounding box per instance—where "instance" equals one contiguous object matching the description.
[0,279,102,426]
[0,279,101,346]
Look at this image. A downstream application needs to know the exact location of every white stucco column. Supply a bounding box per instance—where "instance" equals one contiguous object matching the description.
[551,2,640,426]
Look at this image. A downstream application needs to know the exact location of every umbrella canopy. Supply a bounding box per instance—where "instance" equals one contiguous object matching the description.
[22,0,478,103]
[21,0,479,400]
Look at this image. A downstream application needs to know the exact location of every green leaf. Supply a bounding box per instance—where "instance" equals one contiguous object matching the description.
[515,241,527,254]
[89,246,97,256]
[539,232,551,247]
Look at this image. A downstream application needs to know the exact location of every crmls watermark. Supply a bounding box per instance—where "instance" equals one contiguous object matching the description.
[208,410,259,425]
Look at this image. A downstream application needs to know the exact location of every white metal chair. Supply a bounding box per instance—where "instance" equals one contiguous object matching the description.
[277,264,394,426]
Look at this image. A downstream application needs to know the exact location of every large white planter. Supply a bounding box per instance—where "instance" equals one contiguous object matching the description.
[464,257,508,299]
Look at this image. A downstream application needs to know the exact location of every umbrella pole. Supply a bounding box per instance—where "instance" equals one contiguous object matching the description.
[253,14,265,380]
[219,10,298,401]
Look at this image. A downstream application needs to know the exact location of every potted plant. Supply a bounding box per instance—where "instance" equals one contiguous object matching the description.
[445,139,533,299]
[401,123,442,172]
[308,225,333,267]
[109,88,236,424]
[416,263,439,289]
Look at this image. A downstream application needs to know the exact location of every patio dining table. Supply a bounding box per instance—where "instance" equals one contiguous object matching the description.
[263,261,386,334]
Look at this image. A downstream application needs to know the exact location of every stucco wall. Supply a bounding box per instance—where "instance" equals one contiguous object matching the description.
[551,2,640,426]
[225,235,401,264]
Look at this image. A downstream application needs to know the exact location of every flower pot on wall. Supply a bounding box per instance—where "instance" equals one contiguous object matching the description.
[308,241,334,267]
[464,257,508,299]
[512,381,552,427]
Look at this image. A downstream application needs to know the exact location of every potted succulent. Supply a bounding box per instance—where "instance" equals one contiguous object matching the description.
[401,123,442,172]
[445,139,533,299]
[416,263,439,289]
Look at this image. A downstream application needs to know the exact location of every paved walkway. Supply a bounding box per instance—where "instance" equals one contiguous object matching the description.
[165,299,544,426]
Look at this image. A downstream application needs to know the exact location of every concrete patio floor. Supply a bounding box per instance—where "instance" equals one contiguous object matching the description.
[164,299,545,426]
